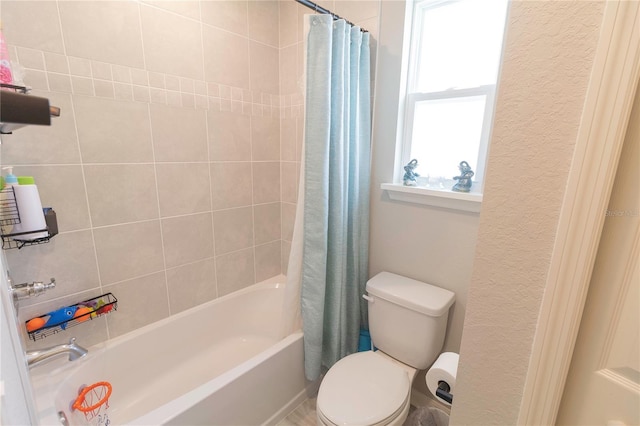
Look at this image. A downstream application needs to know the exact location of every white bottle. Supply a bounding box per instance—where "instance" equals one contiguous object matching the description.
[12,175,48,241]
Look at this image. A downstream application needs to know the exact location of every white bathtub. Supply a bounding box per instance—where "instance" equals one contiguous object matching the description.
[31,275,308,425]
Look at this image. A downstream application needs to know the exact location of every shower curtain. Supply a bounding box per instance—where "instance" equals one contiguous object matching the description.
[284,14,371,381]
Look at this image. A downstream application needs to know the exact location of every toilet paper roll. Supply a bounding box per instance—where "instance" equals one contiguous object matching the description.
[426,352,459,406]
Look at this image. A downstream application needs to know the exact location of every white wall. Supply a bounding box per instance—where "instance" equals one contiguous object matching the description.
[450,1,605,424]
[369,1,479,397]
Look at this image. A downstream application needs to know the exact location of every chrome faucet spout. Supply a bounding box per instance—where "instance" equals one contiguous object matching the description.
[26,337,88,369]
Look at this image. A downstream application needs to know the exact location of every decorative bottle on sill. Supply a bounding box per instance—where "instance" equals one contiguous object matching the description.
[403,159,420,186]
[452,161,474,193]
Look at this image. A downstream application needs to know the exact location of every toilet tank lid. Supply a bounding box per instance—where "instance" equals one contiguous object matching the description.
[366,272,455,316]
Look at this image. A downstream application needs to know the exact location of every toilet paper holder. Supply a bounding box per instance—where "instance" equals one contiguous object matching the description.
[436,381,453,404]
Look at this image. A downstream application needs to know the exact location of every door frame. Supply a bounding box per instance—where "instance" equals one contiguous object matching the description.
[518,2,640,424]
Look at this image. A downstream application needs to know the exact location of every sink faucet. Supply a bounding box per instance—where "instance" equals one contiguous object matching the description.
[26,337,88,369]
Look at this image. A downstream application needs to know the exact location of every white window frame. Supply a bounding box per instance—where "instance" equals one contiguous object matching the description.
[398,0,504,193]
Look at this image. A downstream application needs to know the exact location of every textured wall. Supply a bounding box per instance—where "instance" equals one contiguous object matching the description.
[450,1,605,424]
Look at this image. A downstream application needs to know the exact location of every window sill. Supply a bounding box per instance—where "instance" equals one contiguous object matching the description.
[381,183,482,213]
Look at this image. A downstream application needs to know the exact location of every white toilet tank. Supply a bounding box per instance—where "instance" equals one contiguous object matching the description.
[366,272,455,370]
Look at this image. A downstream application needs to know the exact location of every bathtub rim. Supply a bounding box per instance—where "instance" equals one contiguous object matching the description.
[131,330,304,425]
[30,273,301,425]
[31,273,288,379]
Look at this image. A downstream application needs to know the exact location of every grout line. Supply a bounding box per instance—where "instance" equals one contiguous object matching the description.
[246,7,259,285]
[200,3,220,299]
[137,0,172,317]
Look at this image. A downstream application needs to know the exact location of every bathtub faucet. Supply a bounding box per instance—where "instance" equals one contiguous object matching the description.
[26,337,88,369]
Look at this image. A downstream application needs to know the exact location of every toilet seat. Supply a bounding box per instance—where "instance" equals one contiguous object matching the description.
[316,351,411,426]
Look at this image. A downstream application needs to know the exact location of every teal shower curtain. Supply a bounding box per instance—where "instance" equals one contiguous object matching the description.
[301,14,371,381]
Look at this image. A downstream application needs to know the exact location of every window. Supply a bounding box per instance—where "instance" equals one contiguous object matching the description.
[400,0,509,192]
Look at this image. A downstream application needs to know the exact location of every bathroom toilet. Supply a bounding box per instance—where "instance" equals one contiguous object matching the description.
[316,272,455,426]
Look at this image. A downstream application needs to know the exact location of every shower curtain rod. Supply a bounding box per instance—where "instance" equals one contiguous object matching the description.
[294,0,368,32]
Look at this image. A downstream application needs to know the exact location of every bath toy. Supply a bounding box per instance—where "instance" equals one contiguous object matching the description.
[26,317,46,332]
[43,306,78,330]
[74,307,93,323]
[96,304,113,315]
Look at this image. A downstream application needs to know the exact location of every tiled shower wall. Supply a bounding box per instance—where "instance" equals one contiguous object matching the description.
[0,0,380,349]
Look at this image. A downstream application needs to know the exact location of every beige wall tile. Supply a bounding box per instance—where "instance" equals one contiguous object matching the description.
[250,41,279,95]
[112,65,131,84]
[114,83,134,101]
[166,91,182,107]
[279,44,298,96]
[210,162,253,210]
[10,165,91,233]
[1,1,65,53]
[2,92,81,165]
[58,1,145,68]
[166,258,217,314]
[281,117,297,161]
[143,0,201,20]
[296,115,304,160]
[44,52,69,74]
[68,57,92,77]
[252,115,280,161]
[47,73,72,93]
[252,162,280,204]
[334,1,380,24]
[93,220,165,285]
[148,72,165,89]
[248,1,279,47]
[104,272,169,338]
[93,80,115,98]
[203,25,250,89]
[161,213,214,268]
[255,241,281,282]
[149,103,208,162]
[281,240,291,274]
[131,68,149,86]
[149,88,167,104]
[156,163,211,217]
[254,202,281,245]
[16,47,45,70]
[213,207,254,255]
[281,162,298,203]
[5,231,100,305]
[133,86,151,103]
[208,110,252,161]
[279,1,299,48]
[281,202,296,241]
[71,77,95,96]
[140,5,204,80]
[74,95,154,163]
[84,164,159,227]
[22,70,49,91]
[91,61,113,81]
[215,248,255,296]
[200,1,248,36]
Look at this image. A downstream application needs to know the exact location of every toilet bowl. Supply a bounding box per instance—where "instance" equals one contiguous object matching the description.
[316,272,455,426]
[317,351,416,426]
